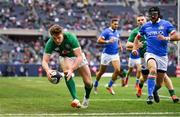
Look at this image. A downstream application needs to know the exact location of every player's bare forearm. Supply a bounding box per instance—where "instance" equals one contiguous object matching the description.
[97,37,115,44]
[158,32,180,41]
[131,35,140,56]
[118,41,123,51]
[42,54,53,80]
[97,37,107,44]
[42,54,51,72]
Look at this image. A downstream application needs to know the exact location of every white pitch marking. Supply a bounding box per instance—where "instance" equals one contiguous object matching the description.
[0,112,180,116]
[89,98,170,102]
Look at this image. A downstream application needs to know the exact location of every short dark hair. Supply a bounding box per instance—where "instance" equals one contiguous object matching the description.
[111,18,119,23]
[49,24,63,36]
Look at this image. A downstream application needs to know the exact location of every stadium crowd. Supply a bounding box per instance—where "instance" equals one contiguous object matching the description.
[0,0,177,30]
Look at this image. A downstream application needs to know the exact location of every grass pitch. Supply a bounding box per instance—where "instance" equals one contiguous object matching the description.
[0,76,180,116]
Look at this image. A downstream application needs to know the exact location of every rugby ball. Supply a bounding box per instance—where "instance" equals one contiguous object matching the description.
[49,70,62,84]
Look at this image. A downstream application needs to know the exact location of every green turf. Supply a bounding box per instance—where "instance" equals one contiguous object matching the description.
[0,76,180,116]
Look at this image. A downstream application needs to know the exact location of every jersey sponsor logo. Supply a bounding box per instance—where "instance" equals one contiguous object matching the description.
[146,31,164,37]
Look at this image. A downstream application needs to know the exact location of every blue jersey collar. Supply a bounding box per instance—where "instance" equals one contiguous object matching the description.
[109,27,116,32]
[150,18,161,24]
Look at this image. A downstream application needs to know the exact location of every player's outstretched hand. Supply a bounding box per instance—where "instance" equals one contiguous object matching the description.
[46,69,54,81]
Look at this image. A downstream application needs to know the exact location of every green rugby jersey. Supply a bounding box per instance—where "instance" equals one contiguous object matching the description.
[128,27,146,58]
[44,32,80,57]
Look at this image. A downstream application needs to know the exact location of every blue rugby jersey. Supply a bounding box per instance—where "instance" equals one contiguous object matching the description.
[99,27,120,55]
[139,19,175,56]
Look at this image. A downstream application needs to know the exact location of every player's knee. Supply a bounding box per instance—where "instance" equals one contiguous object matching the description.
[85,82,93,88]
[84,78,93,87]
[149,68,157,75]
[140,79,145,83]
[114,68,121,74]
[97,71,105,76]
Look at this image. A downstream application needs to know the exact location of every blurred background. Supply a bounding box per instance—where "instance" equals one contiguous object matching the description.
[0,0,179,77]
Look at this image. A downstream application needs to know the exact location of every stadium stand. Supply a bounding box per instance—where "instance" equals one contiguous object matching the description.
[0,0,178,76]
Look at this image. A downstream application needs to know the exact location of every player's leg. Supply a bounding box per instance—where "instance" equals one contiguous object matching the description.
[153,55,169,103]
[146,58,157,104]
[94,64,107,94]
[119,68,127,87]
[153,71,165,103]
[164,74,179,103]
[59,57,80,108]
[106,59,121,95]
[123,58,133,87]
[95,65,107,82]
[94,53,108,94]
[135,59,141,89]
[78,64,93,108]
[136,69,148,97]
[124,67,133,87]
[136,58,148,97]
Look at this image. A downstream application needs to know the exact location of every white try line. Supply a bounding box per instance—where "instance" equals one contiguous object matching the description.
[0,112,180,116]
[90,98,170,102]
[77,84,171,99]
[142,92,170,98]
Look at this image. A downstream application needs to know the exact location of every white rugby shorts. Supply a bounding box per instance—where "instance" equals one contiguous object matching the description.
[100,53,120,65]
[128,57,141,68]
[144,52,168,71]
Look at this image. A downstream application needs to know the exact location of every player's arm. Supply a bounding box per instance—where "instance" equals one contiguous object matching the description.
[132,34,141,56]
[126,29,137,51]
[42,39,55,80]
[158,21,180,41]
[158,31,180,41]
[118,39,123,51]
[97,36,115,44]
[66,47,83,80]
[42,54,53,80]
[169,31,180,41]
[165,31,180,41]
